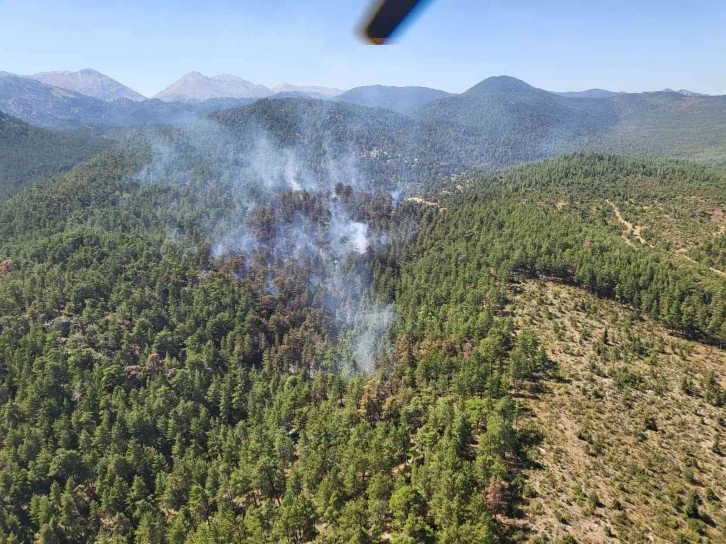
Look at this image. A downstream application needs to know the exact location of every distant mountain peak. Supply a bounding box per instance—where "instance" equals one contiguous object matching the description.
[154,72,272,102]
[487,75,531,84]
[29,68,146,102]
[464,75,538,96]
[498,75,532,86]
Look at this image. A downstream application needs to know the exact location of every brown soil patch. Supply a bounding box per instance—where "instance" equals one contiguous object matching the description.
[405,197,446,212]
[0,259,15,278]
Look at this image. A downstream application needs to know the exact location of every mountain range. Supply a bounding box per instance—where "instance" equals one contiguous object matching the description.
[0,72,260,127]
[1,67,716,130]
[2,67,713,109]
[661,88,709,97]
[153,72,347,102]
[271,83,344,98]
[1,68,725,168]
[0,70,350,126]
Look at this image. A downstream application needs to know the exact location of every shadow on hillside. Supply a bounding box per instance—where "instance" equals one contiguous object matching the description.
[498,429,545,543]
[500,366,561,541]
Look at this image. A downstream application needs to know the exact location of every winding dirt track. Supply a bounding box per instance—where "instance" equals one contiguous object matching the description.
[677,249,726,279]
[606,200,652,247]
[607,200,726,279]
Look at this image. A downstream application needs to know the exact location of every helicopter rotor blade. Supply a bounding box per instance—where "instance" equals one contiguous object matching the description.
[362,0,430,44]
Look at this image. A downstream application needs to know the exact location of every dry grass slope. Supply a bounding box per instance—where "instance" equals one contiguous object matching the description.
[509,281,726,543]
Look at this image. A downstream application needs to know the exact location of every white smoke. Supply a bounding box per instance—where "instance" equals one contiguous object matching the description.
[351,307,395,375]
[390,188,404,207]
[131,106,402,375]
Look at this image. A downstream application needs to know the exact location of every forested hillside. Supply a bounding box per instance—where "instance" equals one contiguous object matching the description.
[1,142,725,543]
[437,154,726,344]
[0,145,530,543]
[0,112,111,199]
[131,95,584,190]
[416,76,617,138]
[413,77,726,167]
[404,154,726,540]
[590,93,726,166]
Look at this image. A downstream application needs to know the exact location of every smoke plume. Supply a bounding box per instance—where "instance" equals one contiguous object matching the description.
[132,99,401,374]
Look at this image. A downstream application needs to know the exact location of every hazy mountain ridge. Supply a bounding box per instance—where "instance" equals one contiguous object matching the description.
[3,66,716,116]
[30,68,147,102]
[272,83,344,97]
[0,71,112,126]
[334,84,454,113]
[552,88,707,98]
[588,91,726,165]
[415,76,620,153]
[419,75,617,131]
[154,74,348,102]
[555,88,622,98]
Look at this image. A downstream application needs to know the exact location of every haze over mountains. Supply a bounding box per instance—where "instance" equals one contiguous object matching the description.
[1,67,725,170]
[554,89,623,98]
[271,83,343,98]
[555,88,708,98]
[333,85,453,113]
[661,88,709,97]
[0,66,716,130]
[0,71,259,127]
[2,66,713,106]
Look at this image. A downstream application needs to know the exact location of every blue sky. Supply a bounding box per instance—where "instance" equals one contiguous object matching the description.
[1,0,725,97]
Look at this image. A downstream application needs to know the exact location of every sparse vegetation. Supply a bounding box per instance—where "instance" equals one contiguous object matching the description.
[510,281,726,542]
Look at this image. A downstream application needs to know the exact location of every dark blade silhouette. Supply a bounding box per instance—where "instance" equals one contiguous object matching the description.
[362,0,430,44]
